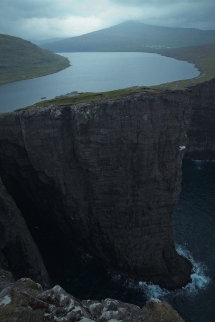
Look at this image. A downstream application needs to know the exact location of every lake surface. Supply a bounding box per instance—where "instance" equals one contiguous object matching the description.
[0,52,199,113]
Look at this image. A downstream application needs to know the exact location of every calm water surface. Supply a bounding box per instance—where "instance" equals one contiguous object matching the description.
[0,52,199,112]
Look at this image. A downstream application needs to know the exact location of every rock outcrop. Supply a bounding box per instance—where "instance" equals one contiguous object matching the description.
[185,78,215,159]
[0,178,50,287]
[0,89,193,289]
[0,269,184,322]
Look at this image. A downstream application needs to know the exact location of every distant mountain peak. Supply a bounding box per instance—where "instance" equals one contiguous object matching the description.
[39,21,215,53]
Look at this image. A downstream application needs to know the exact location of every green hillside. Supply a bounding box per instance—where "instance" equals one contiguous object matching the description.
[155,43,215,88]
[40,21,215,53]
[0,34,70,85]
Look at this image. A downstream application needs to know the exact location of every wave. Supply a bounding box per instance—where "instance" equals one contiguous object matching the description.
[176,245,210,295]
[112,245,210,301]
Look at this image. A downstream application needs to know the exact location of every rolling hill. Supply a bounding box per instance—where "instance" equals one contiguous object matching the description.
[40,20,215,53]
[0,34,70,85]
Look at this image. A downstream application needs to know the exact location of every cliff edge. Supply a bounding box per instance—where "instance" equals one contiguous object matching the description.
[0,89,193,289]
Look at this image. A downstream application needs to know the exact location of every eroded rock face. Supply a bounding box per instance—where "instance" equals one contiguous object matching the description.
[186,78,215,159]
[0,89,193,288]
[0,271,185,322]
[0,178,50,287]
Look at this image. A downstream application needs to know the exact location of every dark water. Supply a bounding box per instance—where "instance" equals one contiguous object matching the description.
[0,52,199,113]
[27,159,215,322]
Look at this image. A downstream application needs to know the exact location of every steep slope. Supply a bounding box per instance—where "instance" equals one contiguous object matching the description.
[186,78,215,159]
[0,34,70,85]
[0,177,50,286]
[0,273,185,322]
[0,89,193,289]
[40,20,215,52]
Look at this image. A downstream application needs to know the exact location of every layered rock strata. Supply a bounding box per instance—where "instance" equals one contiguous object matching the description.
[0,89,193,289]
[186,78,215,159]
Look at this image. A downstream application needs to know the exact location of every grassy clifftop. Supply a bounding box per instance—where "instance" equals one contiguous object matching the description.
[0,34,70,85]
[19,42,215,110]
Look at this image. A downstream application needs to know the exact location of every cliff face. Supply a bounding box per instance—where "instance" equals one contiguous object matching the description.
[186,78,215,159]
[0,178,50,286]
[0,89,193,289]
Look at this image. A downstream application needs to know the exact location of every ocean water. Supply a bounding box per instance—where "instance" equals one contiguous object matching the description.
[0,52,199,113]
[25,159,215,322]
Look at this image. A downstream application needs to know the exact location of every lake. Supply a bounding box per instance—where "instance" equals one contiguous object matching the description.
[1,52,213,322]
[0,52,199,113]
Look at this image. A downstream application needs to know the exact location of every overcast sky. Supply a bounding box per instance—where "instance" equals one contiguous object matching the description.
[1,0,215,41]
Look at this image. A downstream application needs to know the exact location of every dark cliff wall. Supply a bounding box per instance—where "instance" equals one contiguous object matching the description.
[186,78,215,159]
[0,89,193,289]
[0,177,50,286]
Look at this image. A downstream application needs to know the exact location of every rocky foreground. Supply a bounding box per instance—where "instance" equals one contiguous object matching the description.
[0,269,184,322]
[0,78,215,320]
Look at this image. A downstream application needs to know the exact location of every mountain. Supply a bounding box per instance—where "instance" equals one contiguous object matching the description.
[32,37,67,46]
[0,34,70,85]
[40,20,215,53]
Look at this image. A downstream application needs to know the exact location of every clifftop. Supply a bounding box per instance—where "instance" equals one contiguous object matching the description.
[0,89,193,289]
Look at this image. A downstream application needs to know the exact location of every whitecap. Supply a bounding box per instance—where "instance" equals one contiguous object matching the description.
[122,278,169,300]
[138,282,169,299]
[176,245,210,294]
[110,245,210,302]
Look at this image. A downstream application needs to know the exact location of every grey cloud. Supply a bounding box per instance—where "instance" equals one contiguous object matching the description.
[108,0,215,30]
[0,0,70,19]
[109,0,214,6]
[0,0,214,40]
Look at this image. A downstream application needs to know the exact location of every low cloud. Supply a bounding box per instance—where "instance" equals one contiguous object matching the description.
[0,0,214,41]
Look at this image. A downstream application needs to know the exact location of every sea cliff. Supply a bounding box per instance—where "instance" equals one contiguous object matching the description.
[186,78,215,159]
[0,89,193,289]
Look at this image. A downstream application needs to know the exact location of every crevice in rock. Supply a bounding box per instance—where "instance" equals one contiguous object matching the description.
[0,145,80,284]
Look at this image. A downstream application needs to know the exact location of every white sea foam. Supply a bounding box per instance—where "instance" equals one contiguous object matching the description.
[122,278,169,300]
[176,245,210,294]
[111,245,210,301]
[138,282,169,299]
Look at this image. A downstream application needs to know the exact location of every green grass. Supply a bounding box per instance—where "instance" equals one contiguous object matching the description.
[17,87,160,111]
[0,34,70,85]
[154,43,215,88]
[11,41,215,111]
